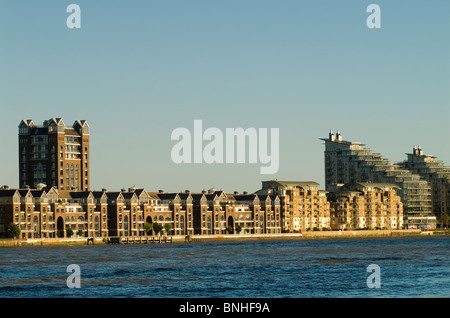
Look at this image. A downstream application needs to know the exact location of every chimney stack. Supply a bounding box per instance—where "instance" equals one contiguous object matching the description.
[329,130,336,141]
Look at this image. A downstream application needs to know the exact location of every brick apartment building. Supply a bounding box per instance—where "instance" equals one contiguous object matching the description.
[327,183,404,230]
[0,186,283,238]
[18,118,90,191]
[256,180,330,232]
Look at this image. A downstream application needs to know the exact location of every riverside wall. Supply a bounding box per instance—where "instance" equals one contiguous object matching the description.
[300,229,423,239]
[0,229,438,247]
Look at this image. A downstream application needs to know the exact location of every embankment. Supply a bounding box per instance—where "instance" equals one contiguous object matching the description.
[0,229,439,247]
[300,229,422,239]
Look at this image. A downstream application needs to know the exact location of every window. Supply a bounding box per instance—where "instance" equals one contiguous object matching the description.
[75,164,79,189]
[70,164,74,187]
[65,164,69,188]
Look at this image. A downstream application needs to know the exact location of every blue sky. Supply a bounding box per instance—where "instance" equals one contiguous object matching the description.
[0,0,449,193]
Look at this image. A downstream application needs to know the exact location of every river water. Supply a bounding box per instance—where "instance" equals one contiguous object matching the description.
[0,236,448,298]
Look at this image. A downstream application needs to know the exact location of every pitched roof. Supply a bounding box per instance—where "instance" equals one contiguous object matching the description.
[157,193,180,200]
[106,192,124,201]
[190,193,207,202]
[204,194,218,201]
[92,191,107,199]
[64,127,80,136]
[19,119,34,127]
[56,190,73,199]
[73,120,89,128]
[177,193,193,201]
[17,189,31,197]
[30,190,46,197]
[69,191,92,199]
[48,118,64,126]
[121,192,138,200]
[147,192,161,200]
[134,189,147,197]
[0,189,19,197]
[256,194,273,201]
[234,194,259,202]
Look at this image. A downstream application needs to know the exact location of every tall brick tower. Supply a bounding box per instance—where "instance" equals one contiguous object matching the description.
[18,118,90,191]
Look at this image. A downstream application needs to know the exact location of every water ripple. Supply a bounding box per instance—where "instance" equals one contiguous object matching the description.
[0,236,448,298]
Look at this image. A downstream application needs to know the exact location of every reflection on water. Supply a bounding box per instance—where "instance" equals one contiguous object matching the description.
[0,236,448,298]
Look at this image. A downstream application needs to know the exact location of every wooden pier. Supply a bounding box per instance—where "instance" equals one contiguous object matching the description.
[107,236,173,244]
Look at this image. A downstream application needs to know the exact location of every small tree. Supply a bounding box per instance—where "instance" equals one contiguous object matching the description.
[226,226,233,234]
[144,222,153,235]
[235,224,242,234]
[77,229,84,237]
[66,228,74,238]
[6,223,20,239]
[164,223,173,235]
[152,222,163,236]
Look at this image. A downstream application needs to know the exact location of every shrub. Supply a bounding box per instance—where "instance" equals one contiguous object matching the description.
[66,228,74,237]
[6,223,20,239]
[164,223,173,235]
[153,222,163,236]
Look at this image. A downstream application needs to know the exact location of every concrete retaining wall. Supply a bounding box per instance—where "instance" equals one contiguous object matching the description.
[0,229,429,247]
[301,229,421,239]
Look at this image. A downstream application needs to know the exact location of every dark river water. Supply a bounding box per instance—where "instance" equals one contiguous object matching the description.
[0,236,448,298]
